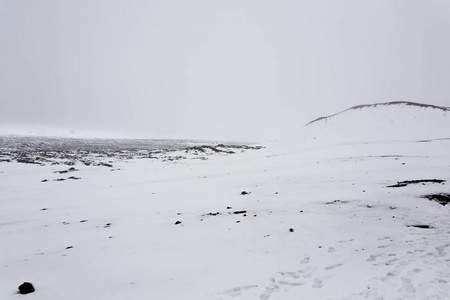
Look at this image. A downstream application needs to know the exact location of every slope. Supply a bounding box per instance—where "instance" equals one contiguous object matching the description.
[287,101,450,148]
[1,102,450,300]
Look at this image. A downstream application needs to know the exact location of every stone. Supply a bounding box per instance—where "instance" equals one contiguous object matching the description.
[18,282,35,294]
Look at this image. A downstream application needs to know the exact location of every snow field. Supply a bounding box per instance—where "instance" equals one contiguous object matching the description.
[2,102,450,299]
[1,137,449,299]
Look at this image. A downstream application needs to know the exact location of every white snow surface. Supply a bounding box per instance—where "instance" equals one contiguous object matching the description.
[2,102,450,299]
[286,101,450,147]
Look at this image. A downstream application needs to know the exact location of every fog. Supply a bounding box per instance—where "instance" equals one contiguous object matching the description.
[1,0,449,142]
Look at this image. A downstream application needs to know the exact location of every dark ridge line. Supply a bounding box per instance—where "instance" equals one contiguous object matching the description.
[306,101,450,126]
[386,179,445,188]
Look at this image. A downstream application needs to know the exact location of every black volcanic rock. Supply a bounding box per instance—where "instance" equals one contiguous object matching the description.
[423,194,450,206]
[387,179,445,188]
[18,282,35,294]
[408,225,432,229]
[100,162,113,168]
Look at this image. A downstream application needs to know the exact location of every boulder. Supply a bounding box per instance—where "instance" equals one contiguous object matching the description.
[18,282,35,294]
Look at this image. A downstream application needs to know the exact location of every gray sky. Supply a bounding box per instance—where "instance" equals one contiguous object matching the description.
[1,0,449,142]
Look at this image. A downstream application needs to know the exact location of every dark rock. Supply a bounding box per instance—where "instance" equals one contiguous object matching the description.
[422,193,450,206]
[66,246,73,249]
[326,200,348,205]
[18,282,35,294]
[408,225,432,229]
[17,158,40,165]
[41,179,48,182]
[289,228,294,232]
[186,145,235,154]
[233,210,247,214]
[241,191,249,195]
[387,179,445,188]
[207,212,220,216]
[175,221,182,225]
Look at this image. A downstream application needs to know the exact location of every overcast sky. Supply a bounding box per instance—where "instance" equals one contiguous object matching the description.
[1,0,449,142]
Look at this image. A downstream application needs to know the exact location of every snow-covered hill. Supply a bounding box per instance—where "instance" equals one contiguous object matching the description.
[1,102,450,300]
[288,101,450,147]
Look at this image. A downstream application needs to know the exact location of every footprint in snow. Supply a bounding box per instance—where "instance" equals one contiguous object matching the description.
[260,271,308,300]
[401,277,416,293]
[437,278,448,284]
[296,267,315,279]
[409,268,422,274]
[338,239,354,244]
[277,280,305,287]
[219,285,258,297]
[324,263,342,271]
[385,257,400,266]
[380,271,397,283]
[399,259,413,266]
[260,278,279,300]
[436,243,450,256]
[312,278,323,288]
[366,254,383,262]
[278,271,302,279]
[301,255,310,264]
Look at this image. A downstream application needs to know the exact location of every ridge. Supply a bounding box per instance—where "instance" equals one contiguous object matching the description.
[306,101,450,126]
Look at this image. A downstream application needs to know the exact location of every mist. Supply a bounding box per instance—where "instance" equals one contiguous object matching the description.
[1,0,449,141]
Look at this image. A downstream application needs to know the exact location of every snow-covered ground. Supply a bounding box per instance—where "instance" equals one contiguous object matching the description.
[1,102,450,299]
